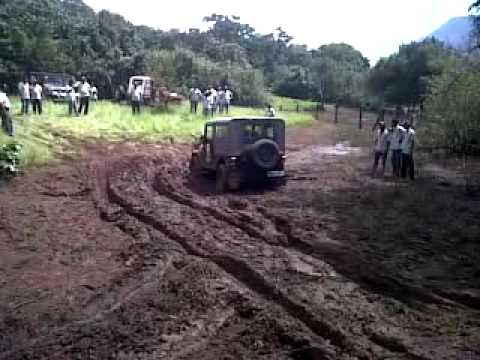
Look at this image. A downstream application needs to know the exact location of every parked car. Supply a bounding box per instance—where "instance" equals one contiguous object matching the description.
[30,72,71,101]
[189,117,287,192]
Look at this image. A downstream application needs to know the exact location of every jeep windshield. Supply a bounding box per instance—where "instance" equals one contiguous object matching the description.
[242,123,275,144]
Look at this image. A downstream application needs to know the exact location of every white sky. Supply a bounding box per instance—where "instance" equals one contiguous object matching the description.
[84,0,473,64]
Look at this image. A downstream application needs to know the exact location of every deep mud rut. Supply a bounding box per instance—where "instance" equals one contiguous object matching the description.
[0,123,479,359]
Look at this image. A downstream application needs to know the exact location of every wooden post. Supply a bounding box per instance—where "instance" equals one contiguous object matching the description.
[359,106,363,129]
[316,104,320,119]
[296,103,299,113]
[334,103,339,124]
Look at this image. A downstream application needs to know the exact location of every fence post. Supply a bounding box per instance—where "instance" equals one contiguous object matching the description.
[296,103,299,112]
[334,103,339,124]
[359,106,363,129]
[316,104,319,119]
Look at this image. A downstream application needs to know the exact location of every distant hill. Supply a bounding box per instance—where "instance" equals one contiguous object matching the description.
[428,16,473,50]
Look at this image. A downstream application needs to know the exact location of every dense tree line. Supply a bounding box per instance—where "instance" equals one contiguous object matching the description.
[0,0,370,105]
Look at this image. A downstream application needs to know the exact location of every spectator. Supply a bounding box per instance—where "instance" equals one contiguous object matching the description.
[217,88,226,113]
[2,83,8,94]
[389,119,405,177]
[207,91,215,117]
[401,123,416,180]
[78,76,91,115]
[372,121,389,177]
[66,80,78,116]
[225,87,233,114]
[131,81,143,115]
[19,79,30,115]
[209,87,217,114]
[0,90,13,136]
[31,80,43,115]
[202,90,210,116]
[91,83,98,101]
[265,104,276,117]
[190,88,201,114]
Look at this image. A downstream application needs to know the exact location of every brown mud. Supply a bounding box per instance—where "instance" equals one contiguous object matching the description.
[0,121,479,359]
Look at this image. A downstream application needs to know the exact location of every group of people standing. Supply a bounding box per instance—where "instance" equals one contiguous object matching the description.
[18,76,98,117]
[372,117,416,180]
[0,76,99,137]
[18,79,44,115]
[189,87,233,116]
[66,77,98,116]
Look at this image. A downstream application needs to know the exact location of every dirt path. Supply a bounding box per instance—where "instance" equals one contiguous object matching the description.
[0,121,479,359]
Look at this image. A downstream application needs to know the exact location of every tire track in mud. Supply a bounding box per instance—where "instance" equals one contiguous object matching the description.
[102,157,435,360]
[0,256,175,359]
[256,203,464,312]
[151,170,436,360]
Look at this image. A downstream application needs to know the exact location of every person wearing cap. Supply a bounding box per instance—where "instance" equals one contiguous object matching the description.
[0,90,13,135]
[401,122,416,180]
[389,119,406,177]
[372,121,389,176]
[78,76,91,115]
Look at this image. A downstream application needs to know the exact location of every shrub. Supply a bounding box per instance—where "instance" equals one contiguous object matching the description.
[0,142,22,178]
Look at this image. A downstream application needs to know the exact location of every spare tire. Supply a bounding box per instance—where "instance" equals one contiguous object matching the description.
[248,139,280,170]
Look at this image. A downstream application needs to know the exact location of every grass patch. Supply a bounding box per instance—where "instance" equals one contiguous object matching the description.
[272,96,319,109]
[1,97,314,168]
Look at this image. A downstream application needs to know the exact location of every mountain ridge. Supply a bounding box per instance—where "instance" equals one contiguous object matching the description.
[427,16,473,50]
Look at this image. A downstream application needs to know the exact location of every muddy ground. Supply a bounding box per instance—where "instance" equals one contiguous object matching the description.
[0,119,479,360]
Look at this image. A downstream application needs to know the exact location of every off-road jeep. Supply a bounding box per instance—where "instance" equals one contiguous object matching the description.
[189,117,286,192]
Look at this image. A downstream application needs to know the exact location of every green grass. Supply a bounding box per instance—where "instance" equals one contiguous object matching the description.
[272,95,319,109]
[1,97,314,168]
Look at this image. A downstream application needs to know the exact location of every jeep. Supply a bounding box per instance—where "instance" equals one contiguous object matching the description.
[189,117,286,192]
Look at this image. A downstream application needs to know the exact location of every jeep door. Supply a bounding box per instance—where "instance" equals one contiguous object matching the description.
[212,124,229,167]
[201,124,215,170]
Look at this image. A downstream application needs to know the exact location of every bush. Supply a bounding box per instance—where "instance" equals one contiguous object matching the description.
[0,142,22,178]
[424,64,480,154]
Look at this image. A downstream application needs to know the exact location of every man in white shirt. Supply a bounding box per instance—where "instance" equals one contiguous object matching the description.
[401,123,416,180]
[207,92,215,117]
[217,89,226,113]
[209,87,217,114]
[225,87,232,114]
[31,80,43,115]
[265,104,276,117]
[389,119,406,177]
[372,121,389,176]
[78,76,91,115]
[190,88,202,114]
[19,79,30,115]
[131,82,143,114]
[202,90,210,116]
[0,91,13,136]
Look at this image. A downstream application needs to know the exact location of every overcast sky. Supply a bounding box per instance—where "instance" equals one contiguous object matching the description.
[84,0,473,64]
